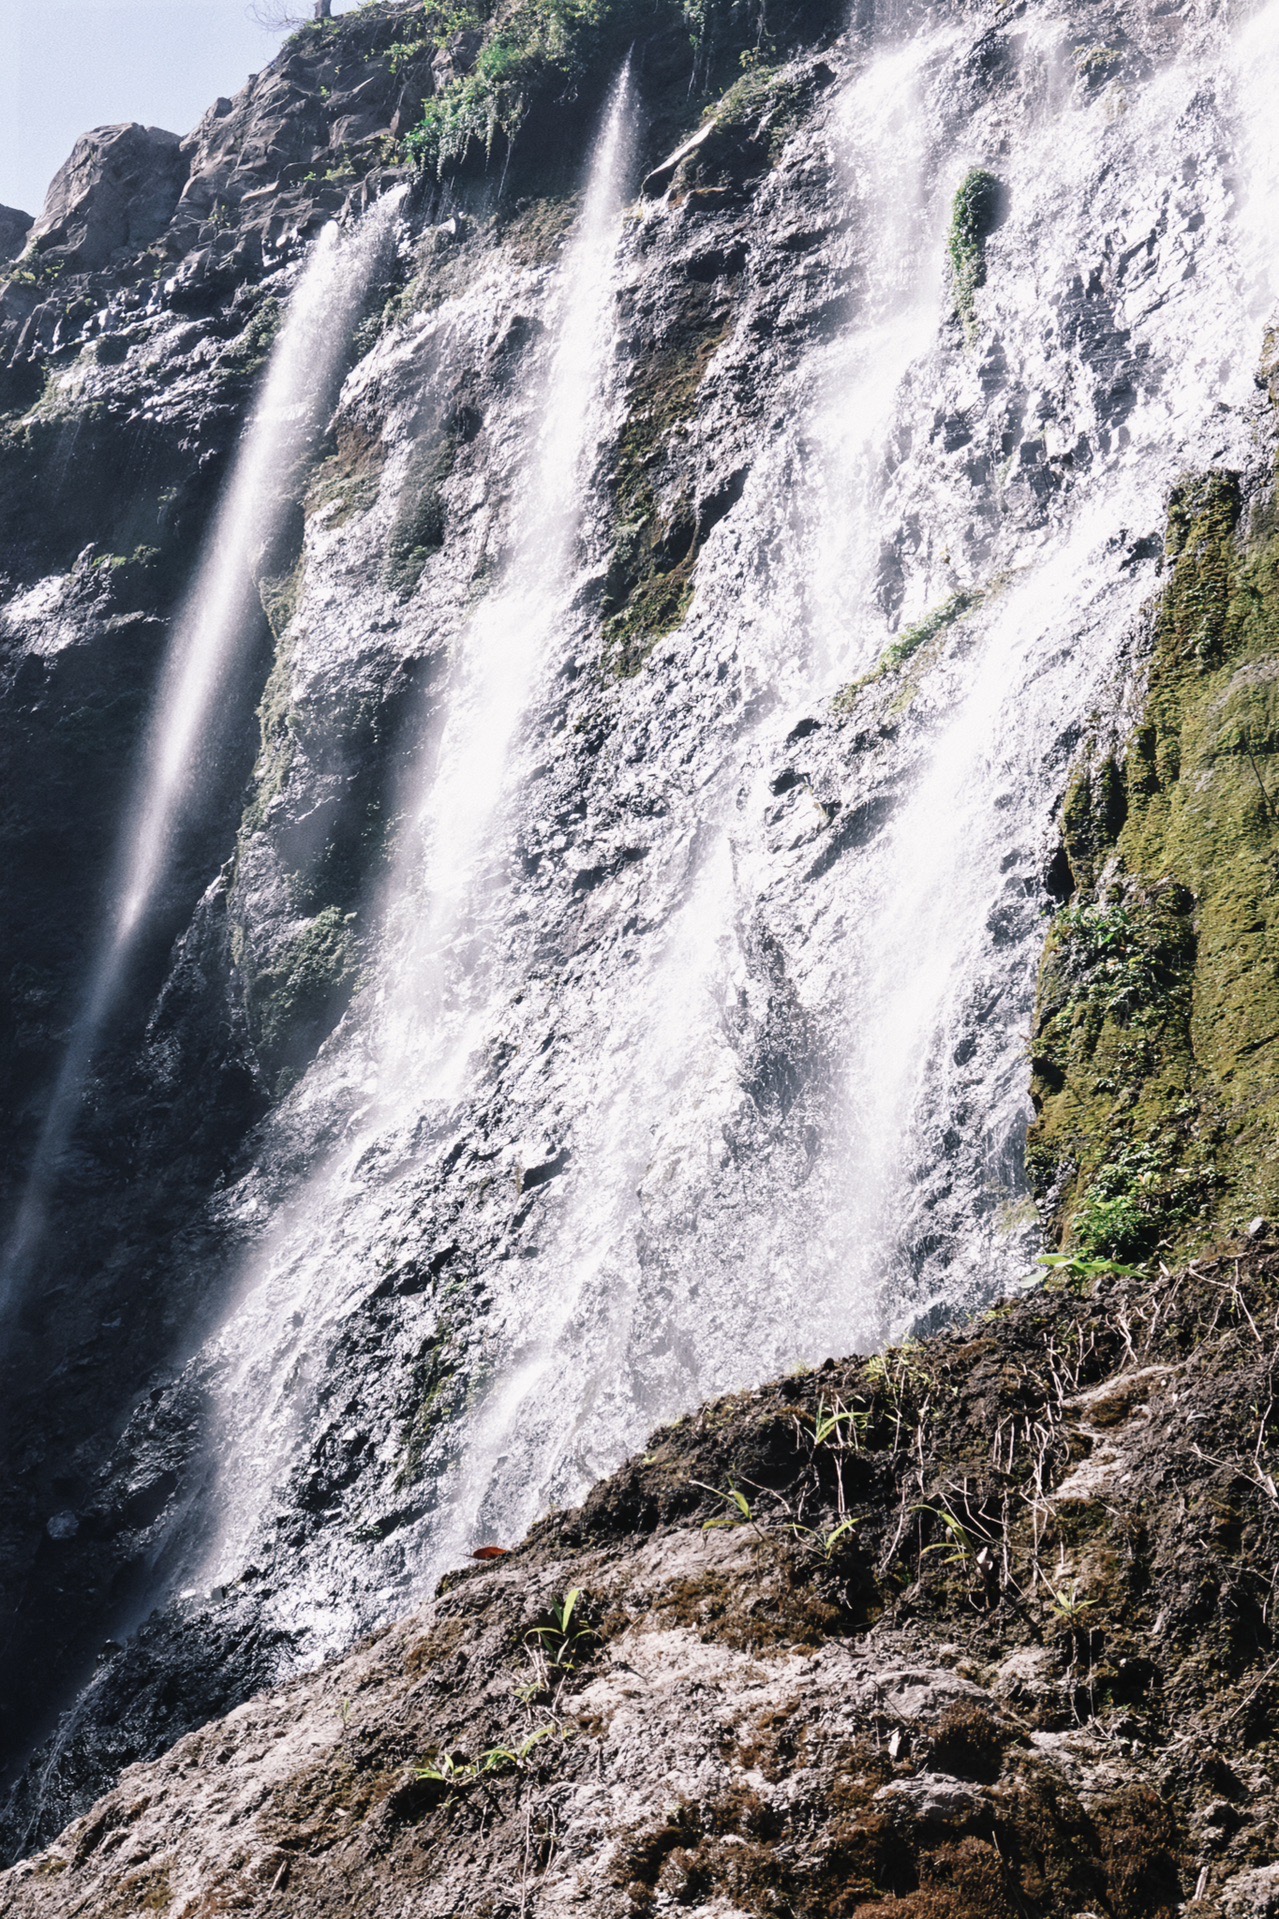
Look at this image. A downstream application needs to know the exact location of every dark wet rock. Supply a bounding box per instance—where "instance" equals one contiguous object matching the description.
[0,207,32,263]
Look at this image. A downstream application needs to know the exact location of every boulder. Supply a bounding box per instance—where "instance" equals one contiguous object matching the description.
[27,123,188,270]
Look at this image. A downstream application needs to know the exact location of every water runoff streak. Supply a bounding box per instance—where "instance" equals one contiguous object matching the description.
[0,193,405,1313]
[191,67,636,1632]
[380,58,636,1089]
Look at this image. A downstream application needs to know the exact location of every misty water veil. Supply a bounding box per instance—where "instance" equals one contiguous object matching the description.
[9,0,1279,1824]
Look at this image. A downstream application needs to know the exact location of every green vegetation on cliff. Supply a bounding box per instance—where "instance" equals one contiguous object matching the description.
[1029,471,1279,1258]
[324,0,842,183]
[602,294,732,674]
[947,167,1002,330]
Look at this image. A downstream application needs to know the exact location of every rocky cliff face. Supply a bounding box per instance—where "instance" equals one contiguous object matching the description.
[2,0,1279,1881]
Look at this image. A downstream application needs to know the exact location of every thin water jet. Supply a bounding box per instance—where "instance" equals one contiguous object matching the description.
[0,192,405,1315]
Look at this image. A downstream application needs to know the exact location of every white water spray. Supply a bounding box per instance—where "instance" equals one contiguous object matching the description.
[1,191,405,1310]
[380,60,636,1086]
[415,34,968,1554]
[406,0,1279,1553]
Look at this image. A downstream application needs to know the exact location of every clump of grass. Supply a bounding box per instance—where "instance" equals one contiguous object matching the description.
[397,0,821,182]
[416,1726,559,1788]
[401,0,626,178]
[527,1588,594,1671]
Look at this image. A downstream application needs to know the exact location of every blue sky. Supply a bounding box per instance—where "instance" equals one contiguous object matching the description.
[0,1,360,218]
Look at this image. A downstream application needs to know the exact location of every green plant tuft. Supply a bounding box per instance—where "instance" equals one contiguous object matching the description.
[948,168,1002,330]
[833,590,981,711]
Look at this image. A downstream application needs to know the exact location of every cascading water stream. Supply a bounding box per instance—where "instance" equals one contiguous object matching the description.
[426,32,963,1553]
[0,190,405,1313]
[818,2,1279,1329]
[185,66,638,1633]
[379,59,636,1091]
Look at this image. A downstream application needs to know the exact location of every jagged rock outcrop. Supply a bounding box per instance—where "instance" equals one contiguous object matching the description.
[26,124,189,271]
[5,1249,1279,1915]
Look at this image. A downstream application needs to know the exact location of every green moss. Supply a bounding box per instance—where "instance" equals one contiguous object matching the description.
[219,297,282,381]
[1074,44,1126,88]
[241,611,304,838]
[257,561,304,643]
[307,422,387,529]
[601,307,731,676]
[1060,755,1127,891]
[1029,468,1279,1256]
[833,590,981,712]
[710,56,813,152]
[384,423,467,596]
[88,544,162,595]
[499,194,578,264]
[948,168,1002,331]
[246,906,359,1084]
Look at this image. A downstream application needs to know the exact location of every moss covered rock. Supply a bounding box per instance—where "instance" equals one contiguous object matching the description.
[1029,470,1279,1256]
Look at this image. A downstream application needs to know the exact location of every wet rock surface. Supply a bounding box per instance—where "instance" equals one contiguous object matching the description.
[4,1250,1279,1914]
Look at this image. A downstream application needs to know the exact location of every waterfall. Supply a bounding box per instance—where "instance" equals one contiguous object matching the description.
[397,0,1279,1551]
[379,59,636,1089]
[0,190,405,1314]
[418,34,966,1555]
[186,65,638,1640]
[39,0,1279,1705]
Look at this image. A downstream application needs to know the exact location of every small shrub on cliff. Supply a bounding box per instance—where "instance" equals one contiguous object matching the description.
[400,0,840,181]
